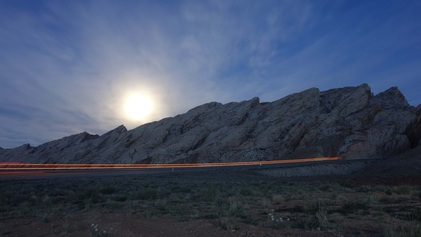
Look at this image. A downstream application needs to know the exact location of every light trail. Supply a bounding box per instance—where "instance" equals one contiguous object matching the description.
[0,171,45,175]
[0,157,339,170]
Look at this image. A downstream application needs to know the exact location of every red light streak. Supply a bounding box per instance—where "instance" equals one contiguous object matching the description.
[0,171,45,175]
[0,157,339,170]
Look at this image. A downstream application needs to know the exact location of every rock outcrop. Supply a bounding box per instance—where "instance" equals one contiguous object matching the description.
[1,84,420,164]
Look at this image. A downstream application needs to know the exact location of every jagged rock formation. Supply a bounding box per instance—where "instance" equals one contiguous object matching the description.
[1,84,420,164]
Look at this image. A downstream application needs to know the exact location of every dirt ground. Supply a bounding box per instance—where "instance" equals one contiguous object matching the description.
[1,165,421,237]
[1,212,337,237]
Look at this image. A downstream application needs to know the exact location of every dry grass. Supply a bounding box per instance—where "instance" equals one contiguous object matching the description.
[1,173,420,236]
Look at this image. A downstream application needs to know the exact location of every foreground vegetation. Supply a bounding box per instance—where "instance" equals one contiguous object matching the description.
[1,172,421,236]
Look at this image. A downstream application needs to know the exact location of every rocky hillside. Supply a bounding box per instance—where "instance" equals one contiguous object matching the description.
[1,84,420,164]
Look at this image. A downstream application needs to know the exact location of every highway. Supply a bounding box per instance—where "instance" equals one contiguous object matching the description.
[0,157,340,179]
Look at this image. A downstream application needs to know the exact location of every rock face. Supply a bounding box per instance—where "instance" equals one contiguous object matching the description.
[1,84,420,164]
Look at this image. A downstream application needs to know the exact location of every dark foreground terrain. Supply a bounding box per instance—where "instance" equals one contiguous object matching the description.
[1,147,421,237]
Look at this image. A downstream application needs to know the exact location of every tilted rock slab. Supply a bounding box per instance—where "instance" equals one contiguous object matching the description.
[1,84,420,163]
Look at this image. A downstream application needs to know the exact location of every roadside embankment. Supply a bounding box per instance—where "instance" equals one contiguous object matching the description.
[256,159,381,177]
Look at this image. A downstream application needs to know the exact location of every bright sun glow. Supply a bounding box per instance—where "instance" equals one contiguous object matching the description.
[123,93,154,121]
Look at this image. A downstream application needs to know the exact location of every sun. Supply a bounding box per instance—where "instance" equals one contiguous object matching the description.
[123,92,154,122]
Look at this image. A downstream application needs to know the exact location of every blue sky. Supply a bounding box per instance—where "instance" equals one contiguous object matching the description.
[1,0,420,148]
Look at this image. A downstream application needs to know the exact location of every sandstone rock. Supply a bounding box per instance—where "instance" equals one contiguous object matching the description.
[1,84,420,163]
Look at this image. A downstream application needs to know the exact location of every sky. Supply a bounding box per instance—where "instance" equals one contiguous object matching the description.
[1,0,421,148]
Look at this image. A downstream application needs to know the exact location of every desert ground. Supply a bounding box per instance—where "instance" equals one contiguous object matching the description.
[1,154,421,237]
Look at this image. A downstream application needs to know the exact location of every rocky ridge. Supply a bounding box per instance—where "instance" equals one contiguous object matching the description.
[1,84,420,164]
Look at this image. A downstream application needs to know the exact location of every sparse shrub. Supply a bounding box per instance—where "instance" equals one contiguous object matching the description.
[305,200,330,229]
[239,187,254,196]
[291,204,304,213]
[139,187,158,200]
[41,195,52,208]
[290,216,319,230]
[200,186,221,202]
[315,209,328,230]
[101,201,123,212]
[395,185,412,195]
[337,201,368,215]
[168,192,185,203]
[319,184,331,191]
[100,186,117,195]
[357,185,370,192]
[399,224,421,237]
[154,198,169,213]
[203,213,219,219]
[63,219,81,234]
[379,193,392,203]
[407,208,421,221]
[365,193,380,204]
[227,196,244,216]
[218,217,236,231]
[41,213,51,223]
[311,199,327,213]
[339,182,356,189]
[111,195,127,202]
[259,197,271,208]
[381,224,396,237]
[330,192,338,199]
[73,189,104,206]
[171,184,192,193]
[239,214,257,225]
[272,194,284,204]
[386,189,393,195]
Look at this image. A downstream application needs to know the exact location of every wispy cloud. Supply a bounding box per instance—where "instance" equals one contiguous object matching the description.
[0,0,420,148]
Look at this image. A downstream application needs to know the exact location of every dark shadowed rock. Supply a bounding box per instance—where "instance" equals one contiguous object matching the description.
[373,86,410,109]
[1,84,420,163]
